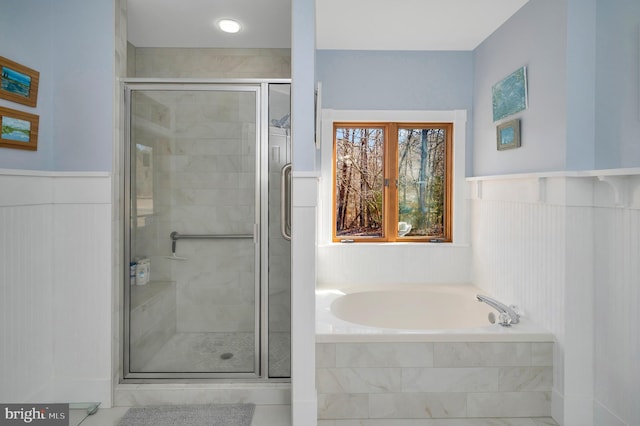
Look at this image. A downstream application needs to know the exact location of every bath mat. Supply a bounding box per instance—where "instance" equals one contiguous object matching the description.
[117,403,255,426]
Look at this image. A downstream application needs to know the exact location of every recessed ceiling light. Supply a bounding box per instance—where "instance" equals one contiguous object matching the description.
[217,19,241,34]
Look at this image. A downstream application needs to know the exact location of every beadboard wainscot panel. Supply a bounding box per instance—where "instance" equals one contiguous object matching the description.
[51,173,112,405]
[470,175,567,406]
[0,170,112,405]
[0,171,54,402]
[469,169,640,426]
[291,172,320,423]
[593,174,640,426]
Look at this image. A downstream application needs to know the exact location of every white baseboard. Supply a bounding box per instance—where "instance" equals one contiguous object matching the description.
[51,379,112,407]
[291,397,317,426]
[594,400,628,426]
[552,389,564,425]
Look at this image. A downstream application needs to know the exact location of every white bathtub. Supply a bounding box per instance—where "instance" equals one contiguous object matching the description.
[316,284,553,342]
[315,284,555,421]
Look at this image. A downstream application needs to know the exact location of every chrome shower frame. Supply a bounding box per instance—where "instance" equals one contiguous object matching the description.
[121,79,291,382]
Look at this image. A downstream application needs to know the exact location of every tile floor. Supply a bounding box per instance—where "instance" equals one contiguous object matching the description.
[70,406,559,426]
[70,404,291,425]
[318,419,558,426]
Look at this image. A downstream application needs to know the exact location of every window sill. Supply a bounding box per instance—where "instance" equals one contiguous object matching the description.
[318,242,471,248]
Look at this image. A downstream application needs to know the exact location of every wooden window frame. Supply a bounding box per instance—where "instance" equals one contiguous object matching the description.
[332,121,453,243]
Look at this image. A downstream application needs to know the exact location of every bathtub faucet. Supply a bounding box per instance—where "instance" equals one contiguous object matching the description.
[476,295,520,326]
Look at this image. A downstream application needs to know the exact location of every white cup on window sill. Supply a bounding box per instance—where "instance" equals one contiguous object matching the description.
[398,222,412,237]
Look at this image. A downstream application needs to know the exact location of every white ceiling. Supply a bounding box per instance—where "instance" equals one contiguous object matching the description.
[128,0,529,51]
[127,0,292,49]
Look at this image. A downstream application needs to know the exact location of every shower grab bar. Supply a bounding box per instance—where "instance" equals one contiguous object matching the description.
[170,231,254,255]
[280,163,292,241]
[170,231,253,240]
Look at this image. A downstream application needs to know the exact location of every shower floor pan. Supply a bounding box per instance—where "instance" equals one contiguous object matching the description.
[139,332,254,373]
[136,331,291,376]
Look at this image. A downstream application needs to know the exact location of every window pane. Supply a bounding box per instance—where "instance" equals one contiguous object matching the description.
[335,127,384,238]
[397,128,446,238]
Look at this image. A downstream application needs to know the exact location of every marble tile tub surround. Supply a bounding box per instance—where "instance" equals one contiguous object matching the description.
[316,341,553,421]
[316,288,554,421]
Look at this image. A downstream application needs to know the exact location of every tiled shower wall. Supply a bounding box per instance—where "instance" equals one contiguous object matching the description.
[132,47,291,79]
[114,0,127,386]
[132,90,257,334]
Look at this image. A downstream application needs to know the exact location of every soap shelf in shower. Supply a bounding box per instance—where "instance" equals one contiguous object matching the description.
[130,281,175,311]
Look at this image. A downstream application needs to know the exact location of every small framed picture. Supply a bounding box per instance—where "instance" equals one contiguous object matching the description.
[496,118,521,151]
[0,56,40,107]
[0,106,39,151]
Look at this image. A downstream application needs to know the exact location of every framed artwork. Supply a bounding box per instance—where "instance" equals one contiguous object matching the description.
[0,56,40,107]
[496,119,520,151]
[492,66,527,122]
[0,106,39,151]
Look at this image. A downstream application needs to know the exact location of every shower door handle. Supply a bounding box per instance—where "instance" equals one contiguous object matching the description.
[280,163,292,241]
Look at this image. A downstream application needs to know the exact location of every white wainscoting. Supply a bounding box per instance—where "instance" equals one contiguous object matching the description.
[469,170,640,426]
[0,170,112,406]
[593,193,640,426]
[291,172,319,425]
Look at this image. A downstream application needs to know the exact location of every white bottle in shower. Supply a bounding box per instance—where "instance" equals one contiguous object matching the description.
[136,258,150,285]
[129,261,137,285]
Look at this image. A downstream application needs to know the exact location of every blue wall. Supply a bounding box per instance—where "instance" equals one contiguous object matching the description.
[0,2,55,170]
[292,0,316,172]
[316,50,474,174]
[474,0,638,174]
[595,0,640,169]
[0,0,114,172]
[473,0,568,175]
[3,1,635,174]
[318,1,639,176]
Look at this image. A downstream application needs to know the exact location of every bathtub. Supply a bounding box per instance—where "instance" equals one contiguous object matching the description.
[315,284,555,421]
[316,283,553,342]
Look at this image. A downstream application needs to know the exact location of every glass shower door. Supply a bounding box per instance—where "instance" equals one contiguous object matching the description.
[267,83,291,377]
[125,85,261,378]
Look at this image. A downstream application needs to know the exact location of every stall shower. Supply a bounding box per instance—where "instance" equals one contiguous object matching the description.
[123,81,291,380]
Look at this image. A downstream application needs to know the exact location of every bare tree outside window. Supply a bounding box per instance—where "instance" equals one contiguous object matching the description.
[333,123,451,242]
[335,127,384,237]
[397,127,446,238]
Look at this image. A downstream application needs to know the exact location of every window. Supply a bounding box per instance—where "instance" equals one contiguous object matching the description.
[333,122,452,242]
